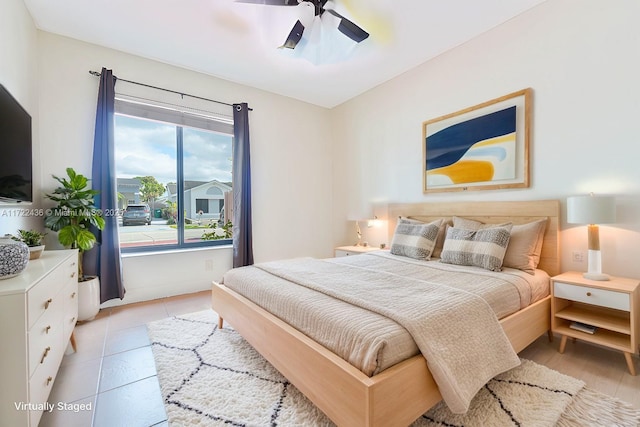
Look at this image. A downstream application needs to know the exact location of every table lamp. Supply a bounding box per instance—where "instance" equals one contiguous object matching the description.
[567,194,616,281]
[353,216,381,247]
[354,219,363,246]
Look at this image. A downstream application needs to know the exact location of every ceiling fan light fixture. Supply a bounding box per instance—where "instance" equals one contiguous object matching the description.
[289,13,356,65]
[325,9,369,43]
[252,0,369,62]
[337,18,369,43]
[279,19,305,49]
[234,0,299,5]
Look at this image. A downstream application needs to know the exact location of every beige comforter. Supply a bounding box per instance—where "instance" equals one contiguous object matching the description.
[223,252,526,414]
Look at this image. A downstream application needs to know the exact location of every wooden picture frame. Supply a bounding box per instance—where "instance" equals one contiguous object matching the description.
[423,88,531,193]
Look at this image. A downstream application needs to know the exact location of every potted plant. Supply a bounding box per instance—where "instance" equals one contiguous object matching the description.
[11,229,47,259]
[44,167,105,321]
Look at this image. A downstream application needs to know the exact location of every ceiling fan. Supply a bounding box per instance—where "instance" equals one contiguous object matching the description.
[235,0,369,50]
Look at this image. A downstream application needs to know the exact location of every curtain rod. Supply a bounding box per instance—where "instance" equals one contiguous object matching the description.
[88,70,252,111]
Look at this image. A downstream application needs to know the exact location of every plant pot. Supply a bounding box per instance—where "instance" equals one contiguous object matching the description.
[0,237,29,280]
[78,276,100,321]
[28,245,45,260]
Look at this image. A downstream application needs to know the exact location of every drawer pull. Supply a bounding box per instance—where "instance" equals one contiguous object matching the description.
[41,346,51,364]
[71,292,76,298]
[44,298,53,309]
[586,292,592,297]
[71,272,76,278]
[46,376,53,386]
[71,317,76,323]
[45,325,51,334]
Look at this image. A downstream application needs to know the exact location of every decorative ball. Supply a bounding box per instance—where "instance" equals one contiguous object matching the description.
[0,237,30,280]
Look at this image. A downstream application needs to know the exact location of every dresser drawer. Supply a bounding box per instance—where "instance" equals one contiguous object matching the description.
[554,281,629,311]
[27,257,76,329]
[62,279,79,340]
[29,341,62,427]
[26,268,65,329]
[28,299,64,377]
[62,257,78,283]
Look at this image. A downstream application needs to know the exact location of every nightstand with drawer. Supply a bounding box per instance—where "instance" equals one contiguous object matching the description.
[334,245,381,257]
[551,271,639,375]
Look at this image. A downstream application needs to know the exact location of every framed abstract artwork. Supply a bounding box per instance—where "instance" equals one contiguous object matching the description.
[422,88,531,193]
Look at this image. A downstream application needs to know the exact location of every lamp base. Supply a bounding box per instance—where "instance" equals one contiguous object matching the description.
[585,249,609,281]
[583,272,610,281]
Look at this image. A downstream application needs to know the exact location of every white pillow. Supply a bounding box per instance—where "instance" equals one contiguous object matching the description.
[503,219,547,274]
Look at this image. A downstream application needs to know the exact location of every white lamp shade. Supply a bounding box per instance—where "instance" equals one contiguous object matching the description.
[567,195,616,225]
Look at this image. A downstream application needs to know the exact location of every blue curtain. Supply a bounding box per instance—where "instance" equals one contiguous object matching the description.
[232,103,254,267]
[87,67,125,303]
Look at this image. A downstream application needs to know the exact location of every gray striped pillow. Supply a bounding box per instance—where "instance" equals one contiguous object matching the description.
[390,218,442,260]
[440,224,513,271]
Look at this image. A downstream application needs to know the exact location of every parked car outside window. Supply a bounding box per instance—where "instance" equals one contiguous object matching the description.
[122,203,151,226]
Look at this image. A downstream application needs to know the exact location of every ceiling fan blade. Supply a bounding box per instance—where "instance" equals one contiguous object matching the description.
[234,0,299,5]
[325,9,369,43]
[279,20,305,49]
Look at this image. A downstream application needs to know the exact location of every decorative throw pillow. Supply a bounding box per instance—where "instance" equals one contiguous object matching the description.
[440,224,513,271]
[391,218,443,260]
[502,219,548,274]
[452,216,511,231]
[396,217,451,258]
[452,216,547,274]
[432,218,452,258]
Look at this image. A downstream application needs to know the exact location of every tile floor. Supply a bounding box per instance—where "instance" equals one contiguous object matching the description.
[40,290,213,427]
[40,290,639,426]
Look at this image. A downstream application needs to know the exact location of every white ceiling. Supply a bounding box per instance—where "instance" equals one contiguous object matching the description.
[23,0,546,108]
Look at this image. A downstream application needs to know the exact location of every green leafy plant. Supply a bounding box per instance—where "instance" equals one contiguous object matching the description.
[11,229,47,247]
[44,167,105,280]
[201,220,233,240]
[162,200,177,225]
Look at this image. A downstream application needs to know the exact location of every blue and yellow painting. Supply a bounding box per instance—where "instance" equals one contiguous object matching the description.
[425,106,516,187]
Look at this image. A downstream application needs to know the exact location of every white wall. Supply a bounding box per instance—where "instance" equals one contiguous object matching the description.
[113,247,233,307]
[331,0,640,279]
[0,0,41,235]
[34,33,334,305]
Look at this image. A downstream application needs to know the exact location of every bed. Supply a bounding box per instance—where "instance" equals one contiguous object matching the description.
[212,200,560,426]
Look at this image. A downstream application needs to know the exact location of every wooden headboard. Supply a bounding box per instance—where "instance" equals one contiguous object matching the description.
[387,200,560,276]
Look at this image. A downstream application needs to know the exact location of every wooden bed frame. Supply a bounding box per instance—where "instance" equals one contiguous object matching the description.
[212,200,560,426]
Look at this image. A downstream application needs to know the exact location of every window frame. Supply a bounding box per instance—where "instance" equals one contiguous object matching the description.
[114,100,233,253]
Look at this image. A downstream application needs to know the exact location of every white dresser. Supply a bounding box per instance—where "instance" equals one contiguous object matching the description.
[0,249,78,426]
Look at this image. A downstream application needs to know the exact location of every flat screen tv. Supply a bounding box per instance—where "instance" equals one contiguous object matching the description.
[0,84,32,204]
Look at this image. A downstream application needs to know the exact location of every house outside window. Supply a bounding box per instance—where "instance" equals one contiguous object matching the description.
[114,96,233,251]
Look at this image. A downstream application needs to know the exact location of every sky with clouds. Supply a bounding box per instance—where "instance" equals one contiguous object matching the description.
[114,115,232,186]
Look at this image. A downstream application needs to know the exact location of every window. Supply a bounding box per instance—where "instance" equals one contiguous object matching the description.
[195,199,209,214]
[114,97,233,251]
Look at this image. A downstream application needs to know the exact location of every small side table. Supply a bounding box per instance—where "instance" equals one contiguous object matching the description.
[551,271,639,375]
[334,245,381,257]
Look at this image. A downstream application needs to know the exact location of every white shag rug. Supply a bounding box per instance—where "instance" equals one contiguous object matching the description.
[147,310,640,427]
